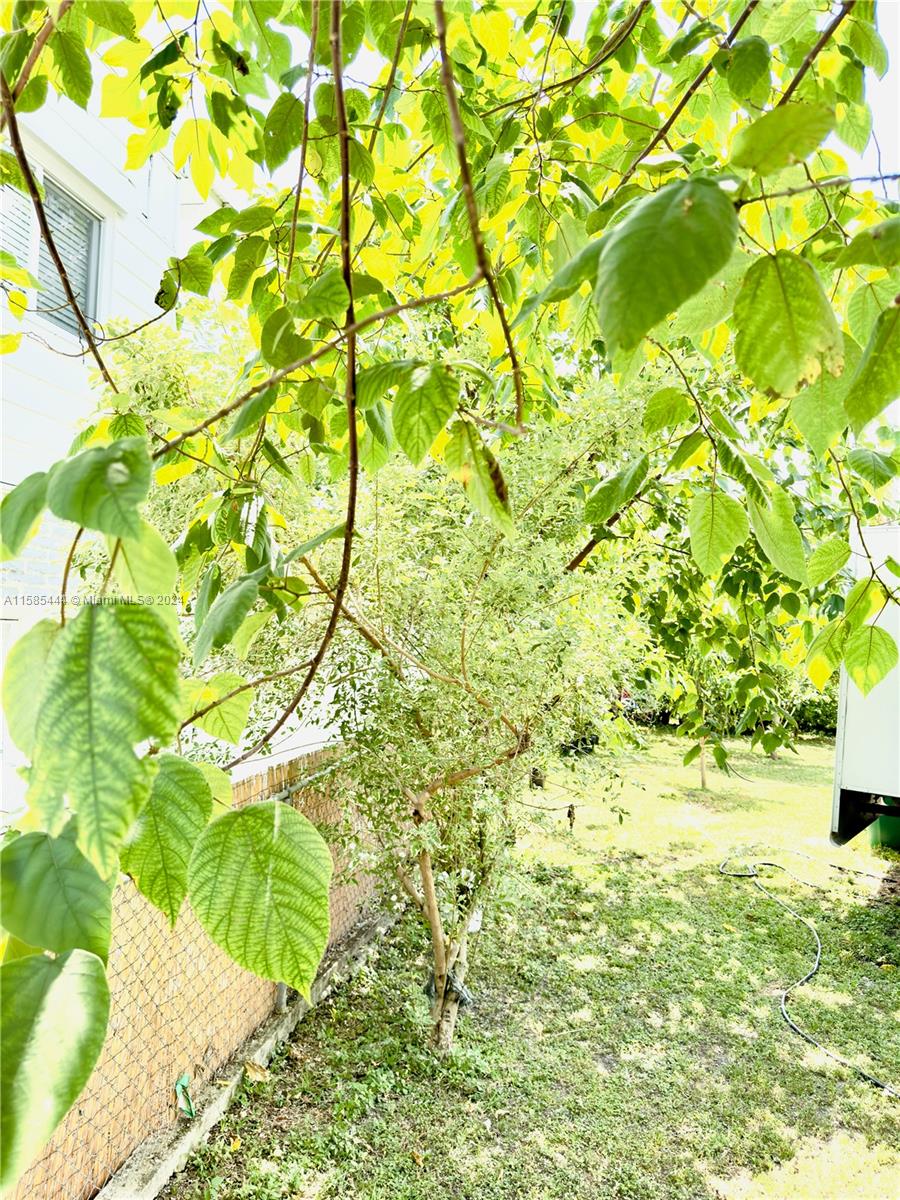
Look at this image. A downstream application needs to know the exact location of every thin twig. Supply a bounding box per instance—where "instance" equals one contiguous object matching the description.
[484,1,651,116]
[59,526,84,625]
[734,172,900,208]
[779,1,856,106]
[434,0,525,429]
[366,0,412,153]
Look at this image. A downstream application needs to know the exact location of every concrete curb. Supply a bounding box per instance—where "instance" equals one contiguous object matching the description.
[95,911,396,1200]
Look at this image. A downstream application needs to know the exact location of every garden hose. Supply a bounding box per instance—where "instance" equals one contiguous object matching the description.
[718,850,898,1099]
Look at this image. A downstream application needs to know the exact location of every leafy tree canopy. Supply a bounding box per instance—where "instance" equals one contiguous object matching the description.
[1,0,899,1182]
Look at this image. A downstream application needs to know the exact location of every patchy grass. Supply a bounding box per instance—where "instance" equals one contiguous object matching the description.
[163,733,899,1200]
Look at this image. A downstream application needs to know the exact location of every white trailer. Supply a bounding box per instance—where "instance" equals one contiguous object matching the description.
[831,523,900,844]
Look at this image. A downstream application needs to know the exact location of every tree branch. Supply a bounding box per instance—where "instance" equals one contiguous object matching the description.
[486,0,651,116]
[779,1,856,106]
[735,172,900,208]
[366,0,412,153]
[285,0,319,281]
[179,661,314,731]
[434,0,526,429]
[0,0,73,132]
[614,0,759,193]
[226,0,359,770]
[152,273,482,459]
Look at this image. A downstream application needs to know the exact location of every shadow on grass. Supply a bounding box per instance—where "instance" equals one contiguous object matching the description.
[163,849,900,1200]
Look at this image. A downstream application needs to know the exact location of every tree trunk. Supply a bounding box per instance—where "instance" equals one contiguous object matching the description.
[430,932,468,1053]
[699,737,708,790]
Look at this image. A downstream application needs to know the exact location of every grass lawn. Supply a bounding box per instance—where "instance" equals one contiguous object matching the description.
[164,733,899,1200]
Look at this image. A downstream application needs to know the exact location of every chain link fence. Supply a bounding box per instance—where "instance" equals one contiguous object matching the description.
[14,748,376,1200]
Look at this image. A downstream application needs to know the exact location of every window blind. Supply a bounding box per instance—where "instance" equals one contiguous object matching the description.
[0,184,33,268]
[37,180,99,335]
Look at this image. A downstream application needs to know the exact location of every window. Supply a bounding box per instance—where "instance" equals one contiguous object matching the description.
[0,175,101,336]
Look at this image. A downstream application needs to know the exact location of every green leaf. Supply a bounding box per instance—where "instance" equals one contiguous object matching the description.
[806,618,847,689]
[28,603,181,875]
[847,19,888,77]
[0,827,113,962]
[518,240,604,325]
[284,522,347,563]
[667,19,720,62]
[807,537,851,588]
[747,485,807,584]
[843,302,900,434]
[789,336,861,456]
[261,307,308,369]
[46,437,151,539]
[225,385,279,442]
[733,252,843,397]
[838,217,900,268]
[188,801,332,999]
[731,103,834,174]
[89,1,138,39]
[111,520,178,614]
[0,950,110,1193]
[356,359,420,409]
[843,626,898,696]
[293,268,350,322]
[195,761,232,811]
[643,387,693,435]
[227,236,268,300]
[835,101,871,155]
[120,754,212,925]
[665,249,750,340]
[393,364,459,465]
[15,74,48,113]
[687,489,749,575]
[183,672,253,743]
[139,35,184,78]
[595,178,738,353]
[263,92,305,170]
[846,448,898,489]
[0,149,30,194]
[0,471,46,560]
[445,421,515,536]
[175,251,214,296]
[108,411,147,439]
[724,36,771,100]
[584,454,649,526]
[51,30,92,108]
[847,273,899,343]
[668,429,708,472]
[844,578,885,632]
[349,138,375,186]
[2,620,59,755]
[194,575,260,666]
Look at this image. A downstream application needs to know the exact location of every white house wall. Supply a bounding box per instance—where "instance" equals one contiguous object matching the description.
[2,91,181,485]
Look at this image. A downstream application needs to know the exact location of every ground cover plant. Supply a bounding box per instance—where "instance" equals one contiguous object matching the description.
[161,734,900,1200]
[1,0,899,1188]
